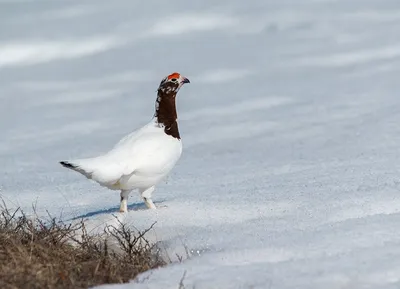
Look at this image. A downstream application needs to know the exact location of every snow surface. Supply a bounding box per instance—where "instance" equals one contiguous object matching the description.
[2,0,400,288]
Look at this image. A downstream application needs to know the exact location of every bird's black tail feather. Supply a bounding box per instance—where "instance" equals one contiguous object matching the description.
[60,161,77,169]
[59,160,93,179]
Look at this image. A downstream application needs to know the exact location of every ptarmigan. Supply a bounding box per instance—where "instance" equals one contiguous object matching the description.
[59,72,190,213]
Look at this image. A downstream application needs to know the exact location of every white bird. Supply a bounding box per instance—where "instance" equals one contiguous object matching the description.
[60,72,190,213]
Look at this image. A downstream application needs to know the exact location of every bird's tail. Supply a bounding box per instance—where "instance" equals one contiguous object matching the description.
[59,159,94,179]
[60,161,77,169]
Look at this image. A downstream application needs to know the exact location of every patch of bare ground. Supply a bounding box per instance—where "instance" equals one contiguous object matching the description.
[0,200,166,289]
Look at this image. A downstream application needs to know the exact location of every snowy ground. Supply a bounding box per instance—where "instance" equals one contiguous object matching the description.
[2,0,400,288]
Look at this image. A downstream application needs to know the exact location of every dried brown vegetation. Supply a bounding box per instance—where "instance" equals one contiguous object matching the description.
[0,200,165,289]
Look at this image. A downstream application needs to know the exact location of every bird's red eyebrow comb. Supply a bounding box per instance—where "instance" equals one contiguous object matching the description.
[168,72,180,80]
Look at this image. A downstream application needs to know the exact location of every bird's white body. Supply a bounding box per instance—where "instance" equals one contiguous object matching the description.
[71,119,182,191]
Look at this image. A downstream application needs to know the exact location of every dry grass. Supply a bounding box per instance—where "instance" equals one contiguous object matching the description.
[0,200,166,289]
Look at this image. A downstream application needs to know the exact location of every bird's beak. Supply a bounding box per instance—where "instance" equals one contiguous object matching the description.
[182,77,190,84]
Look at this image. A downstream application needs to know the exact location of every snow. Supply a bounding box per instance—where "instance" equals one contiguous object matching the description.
[2,0,400,288]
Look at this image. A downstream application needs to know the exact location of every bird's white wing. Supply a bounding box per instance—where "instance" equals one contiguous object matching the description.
[114,131,175,177]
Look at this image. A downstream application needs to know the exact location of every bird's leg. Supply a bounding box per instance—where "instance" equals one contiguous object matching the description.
[119,190,131,213]
[139,186,156,209]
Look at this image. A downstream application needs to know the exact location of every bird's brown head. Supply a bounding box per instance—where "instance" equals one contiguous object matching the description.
[154,72,190,139]
[157,72,190,95]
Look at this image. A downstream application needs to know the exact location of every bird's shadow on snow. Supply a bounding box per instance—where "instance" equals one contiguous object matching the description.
[70,200,166,221]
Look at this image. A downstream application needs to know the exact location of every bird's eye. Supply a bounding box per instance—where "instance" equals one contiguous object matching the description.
[170,78,177,82]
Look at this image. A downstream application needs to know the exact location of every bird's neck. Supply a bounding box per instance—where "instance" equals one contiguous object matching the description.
[154,90,180,139]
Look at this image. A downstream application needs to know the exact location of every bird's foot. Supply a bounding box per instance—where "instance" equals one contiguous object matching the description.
[119,200,128,213]
[119,190,130,213]
[143,197,157,210]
